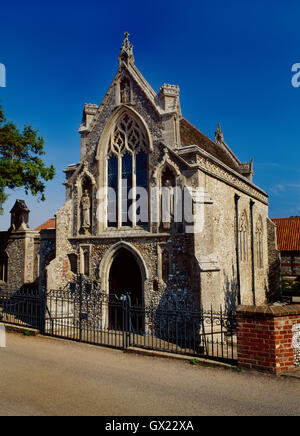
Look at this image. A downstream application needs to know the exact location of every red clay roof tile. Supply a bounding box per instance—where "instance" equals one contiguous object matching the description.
[272,217,300,251]
[35,218,56,231]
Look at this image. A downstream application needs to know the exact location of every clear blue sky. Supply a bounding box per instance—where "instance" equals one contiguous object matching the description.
[0,0,300,229]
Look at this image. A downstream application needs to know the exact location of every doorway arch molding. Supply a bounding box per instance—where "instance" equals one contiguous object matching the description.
[99,241,150,297]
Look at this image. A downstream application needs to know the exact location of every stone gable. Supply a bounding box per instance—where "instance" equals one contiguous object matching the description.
[0,34,279,313]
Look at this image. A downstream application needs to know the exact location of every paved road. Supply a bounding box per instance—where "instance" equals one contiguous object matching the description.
[0,333,299,416]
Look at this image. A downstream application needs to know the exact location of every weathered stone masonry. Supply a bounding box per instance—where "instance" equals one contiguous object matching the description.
[0,34,280,314]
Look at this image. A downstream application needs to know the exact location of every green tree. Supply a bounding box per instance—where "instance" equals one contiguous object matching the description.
[0,103,55,213]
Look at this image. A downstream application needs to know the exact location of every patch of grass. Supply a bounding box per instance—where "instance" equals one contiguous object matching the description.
[189,359,199,366]
[188,358,243,373]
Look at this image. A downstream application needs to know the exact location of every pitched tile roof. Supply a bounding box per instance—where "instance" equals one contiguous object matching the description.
[180,118,242,174]
[35,218,56,232]
[272,217,300,251]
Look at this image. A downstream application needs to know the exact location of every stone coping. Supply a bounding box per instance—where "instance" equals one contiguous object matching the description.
[236,304,300,317]
[0,230,40,240]
[177,145,268,200]
[69,232,173,240]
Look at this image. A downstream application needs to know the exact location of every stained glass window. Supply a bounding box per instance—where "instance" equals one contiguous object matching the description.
[107,154,118,227]
[136,151,148,226]
[107,113,149,228]
[121,152,133,226]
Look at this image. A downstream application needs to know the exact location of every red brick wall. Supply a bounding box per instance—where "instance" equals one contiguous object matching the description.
[237,305,300,374]
[281,252,300,277]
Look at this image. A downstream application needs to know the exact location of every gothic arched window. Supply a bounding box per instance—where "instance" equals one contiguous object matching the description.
[107,113,149,228]
[256,217,263,268]
[136,151,148,226]
[239,211,249,262]
[107,154,118,227]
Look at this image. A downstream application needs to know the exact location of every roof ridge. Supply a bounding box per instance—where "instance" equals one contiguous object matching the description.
[180,118,242,174]
[181,117,214,144]
[35,218,56,232]
[272,217,300,220]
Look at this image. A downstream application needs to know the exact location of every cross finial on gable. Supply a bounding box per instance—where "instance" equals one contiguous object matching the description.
[215,122,224,144]
[119,31,135,66]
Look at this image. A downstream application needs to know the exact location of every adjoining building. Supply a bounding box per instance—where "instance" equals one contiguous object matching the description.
[271,217,300,278]
[0,33,280,311]
[271,217,300,300]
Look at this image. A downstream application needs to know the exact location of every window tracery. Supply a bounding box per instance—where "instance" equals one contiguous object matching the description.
[107,113,149,228]
[108,113,148,156]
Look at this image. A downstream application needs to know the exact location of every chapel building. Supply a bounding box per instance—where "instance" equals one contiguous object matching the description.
[0,34,279,311]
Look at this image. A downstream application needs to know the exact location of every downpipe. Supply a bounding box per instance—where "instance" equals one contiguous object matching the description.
[250,200,256,305]
[234,194,241,305]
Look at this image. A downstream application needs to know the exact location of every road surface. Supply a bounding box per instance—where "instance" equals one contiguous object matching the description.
[0,333,299,416]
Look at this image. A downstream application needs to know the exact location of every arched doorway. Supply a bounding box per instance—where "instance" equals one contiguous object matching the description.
[108,248,144,332]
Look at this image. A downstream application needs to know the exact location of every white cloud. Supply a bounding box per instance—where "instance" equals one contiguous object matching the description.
[270,183,300,196]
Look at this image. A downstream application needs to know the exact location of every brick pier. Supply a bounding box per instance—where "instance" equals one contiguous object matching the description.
[237,305,300,374]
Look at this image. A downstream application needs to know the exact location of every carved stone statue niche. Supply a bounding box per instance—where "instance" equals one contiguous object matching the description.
[81,188,92,235]
[161,167,176,232]
[120,77,131,104]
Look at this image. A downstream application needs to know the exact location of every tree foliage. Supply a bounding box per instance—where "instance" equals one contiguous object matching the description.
[0,103,55,212]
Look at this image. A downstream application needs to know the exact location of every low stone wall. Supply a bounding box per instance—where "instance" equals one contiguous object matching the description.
[237,305,300,374]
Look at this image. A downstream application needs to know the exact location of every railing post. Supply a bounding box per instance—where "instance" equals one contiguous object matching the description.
[79,274,83,342]
[126,294,132,348]
[122,297,126,350]
[40,289,46,335]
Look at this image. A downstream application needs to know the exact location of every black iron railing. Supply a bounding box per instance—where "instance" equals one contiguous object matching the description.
[0,287,44,330]
[128,302,237,362]
[0,278,237,364]
[44,277,237,363]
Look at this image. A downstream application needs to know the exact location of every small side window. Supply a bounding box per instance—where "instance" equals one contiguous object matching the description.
[0,251,8,283]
